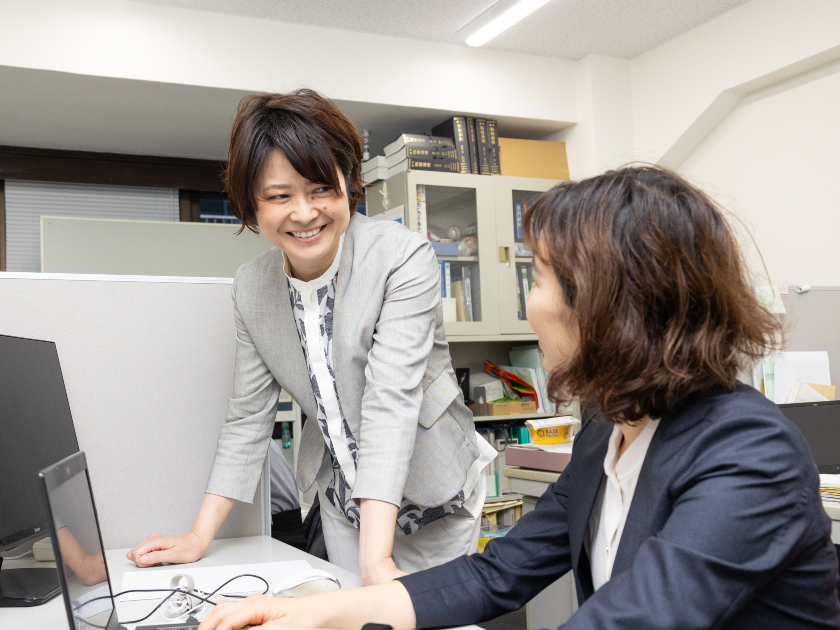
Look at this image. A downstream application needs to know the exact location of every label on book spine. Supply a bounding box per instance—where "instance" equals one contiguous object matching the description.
[466,118,480,175]
[487,120,501,175]
[475,119,492,175]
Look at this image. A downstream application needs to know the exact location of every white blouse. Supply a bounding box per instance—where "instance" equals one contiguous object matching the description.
[587,418,661,590]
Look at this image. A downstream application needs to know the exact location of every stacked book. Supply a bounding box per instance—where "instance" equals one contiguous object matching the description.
[362,155,388,185]
[383,134,460,177]
[820,474,840,504]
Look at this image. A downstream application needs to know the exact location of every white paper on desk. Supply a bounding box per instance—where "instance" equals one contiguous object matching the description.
[119,560,311,601]
[772,351,831,405]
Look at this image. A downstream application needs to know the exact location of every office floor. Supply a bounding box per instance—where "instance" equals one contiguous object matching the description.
[479,608,527,630]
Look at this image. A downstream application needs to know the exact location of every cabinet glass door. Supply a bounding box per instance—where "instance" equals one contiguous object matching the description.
[406,171,498,336]
[494,176,558,334]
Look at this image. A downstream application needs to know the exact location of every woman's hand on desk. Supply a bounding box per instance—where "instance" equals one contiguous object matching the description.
[126,531,208,567]
[127,493,234,567]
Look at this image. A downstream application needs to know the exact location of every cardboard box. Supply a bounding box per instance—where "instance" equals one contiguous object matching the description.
[505,446,572,473]
[499,138,570,180]
[470,400,538,416]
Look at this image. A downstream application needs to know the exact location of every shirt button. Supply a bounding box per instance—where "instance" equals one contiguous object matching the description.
[303,284,312,293]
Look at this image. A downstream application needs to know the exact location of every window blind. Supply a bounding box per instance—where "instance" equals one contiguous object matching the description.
[4,180,178,272]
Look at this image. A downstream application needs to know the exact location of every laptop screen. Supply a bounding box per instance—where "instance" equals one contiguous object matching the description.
[778,400,840,474]
[41,453,116,630]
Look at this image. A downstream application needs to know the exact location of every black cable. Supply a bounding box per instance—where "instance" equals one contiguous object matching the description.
[74,574,269,626]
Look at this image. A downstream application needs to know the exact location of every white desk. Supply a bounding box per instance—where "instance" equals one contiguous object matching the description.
[0,535,364,630]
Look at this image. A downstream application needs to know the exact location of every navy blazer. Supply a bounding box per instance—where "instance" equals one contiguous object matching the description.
[399,384,840,629]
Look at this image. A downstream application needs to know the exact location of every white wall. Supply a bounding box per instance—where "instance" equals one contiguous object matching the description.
[680,59,840,286]
[548,55,634,179]
[631,0,840,167]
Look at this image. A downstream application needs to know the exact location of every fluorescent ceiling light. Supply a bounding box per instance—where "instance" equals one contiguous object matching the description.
[459,0,553,47]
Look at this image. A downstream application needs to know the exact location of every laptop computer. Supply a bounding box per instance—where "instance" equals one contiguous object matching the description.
[38,451,200,630]
[778,400,840,474]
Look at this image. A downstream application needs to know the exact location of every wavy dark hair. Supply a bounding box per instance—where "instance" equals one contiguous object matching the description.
[225,89,364,234]
[523,165,782,424]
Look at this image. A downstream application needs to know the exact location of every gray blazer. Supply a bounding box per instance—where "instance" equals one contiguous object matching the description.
[206,213,479,508]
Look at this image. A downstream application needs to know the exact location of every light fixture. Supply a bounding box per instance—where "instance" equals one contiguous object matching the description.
[458,0,553,47]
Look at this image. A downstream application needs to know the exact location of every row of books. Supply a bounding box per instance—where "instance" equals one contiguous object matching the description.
[439,261,475,322]
[431,116,501,176]
[361,116,501,185]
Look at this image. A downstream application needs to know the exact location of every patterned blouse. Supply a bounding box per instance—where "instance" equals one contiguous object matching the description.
[284,242,465,534]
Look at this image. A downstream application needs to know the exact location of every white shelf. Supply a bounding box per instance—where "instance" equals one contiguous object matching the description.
[437,255,479,262]
[447,333,537,342]
[473,412,558,422]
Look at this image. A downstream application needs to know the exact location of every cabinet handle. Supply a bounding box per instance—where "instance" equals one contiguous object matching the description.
[498,246,511,266]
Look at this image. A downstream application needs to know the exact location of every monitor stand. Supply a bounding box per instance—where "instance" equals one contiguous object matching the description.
[0,555,61,607]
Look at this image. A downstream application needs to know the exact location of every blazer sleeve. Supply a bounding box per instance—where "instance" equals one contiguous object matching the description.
[398,465,574,627]
[351,232,440,506]
[560,415,831,629]
[205,276,280,504]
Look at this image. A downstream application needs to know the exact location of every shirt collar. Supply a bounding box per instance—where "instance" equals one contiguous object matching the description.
[284,233,344,292]
[604,418,661,481]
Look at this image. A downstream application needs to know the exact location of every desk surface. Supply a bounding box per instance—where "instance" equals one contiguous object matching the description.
[1,535,364,630]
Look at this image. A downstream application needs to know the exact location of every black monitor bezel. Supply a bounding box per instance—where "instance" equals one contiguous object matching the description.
[0,333,78,553]
[778,400,840,473]
[39,451,120,630]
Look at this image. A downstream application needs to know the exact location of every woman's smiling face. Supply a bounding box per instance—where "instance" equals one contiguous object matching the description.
[254,149,351,281]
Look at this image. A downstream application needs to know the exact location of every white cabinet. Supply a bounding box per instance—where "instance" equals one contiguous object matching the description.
[367,171,559,339]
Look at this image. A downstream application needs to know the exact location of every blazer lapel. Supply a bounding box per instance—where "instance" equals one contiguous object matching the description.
[260,250,314,415]
[568,419,611,600]
[332,218,355,418]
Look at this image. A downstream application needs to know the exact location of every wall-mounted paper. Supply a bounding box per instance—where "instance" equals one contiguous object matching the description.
[772,351,831,405]
[756,286,786,314]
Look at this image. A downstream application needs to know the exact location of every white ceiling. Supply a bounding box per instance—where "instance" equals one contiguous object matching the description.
[132,0,753,60]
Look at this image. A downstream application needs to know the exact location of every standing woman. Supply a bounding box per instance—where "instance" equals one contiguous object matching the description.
[127,90,495,583]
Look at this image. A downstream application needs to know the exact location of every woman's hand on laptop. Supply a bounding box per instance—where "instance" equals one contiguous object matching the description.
[126,531,207,567]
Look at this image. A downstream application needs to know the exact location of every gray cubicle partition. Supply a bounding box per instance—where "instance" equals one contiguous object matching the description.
[41,216,273,277]
[0,272,268,549]
[781,288,840,385]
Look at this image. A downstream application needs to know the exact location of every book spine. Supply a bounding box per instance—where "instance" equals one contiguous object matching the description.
[445,262,451,298]
[432,118,471,174]
[516,275,524,321]
[463,266,474,322]
[487,120,501,175]
[439,261,446,298]
[515,202,523,241]
[465,118,479,174]
[475,119,492,175]
[520,265,529,317]
[452,279,466,322]
[453,117,470,174]
[406,157,460,173]
[416,184,428,238]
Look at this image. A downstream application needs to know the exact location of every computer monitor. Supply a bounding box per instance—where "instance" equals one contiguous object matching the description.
[778,400,840,474]
[0,334,80,606]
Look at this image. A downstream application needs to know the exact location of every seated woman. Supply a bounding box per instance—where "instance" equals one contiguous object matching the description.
[198,166,840,630]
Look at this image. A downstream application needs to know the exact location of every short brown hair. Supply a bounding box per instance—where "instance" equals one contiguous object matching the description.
[225,89,364,234]
[524,165,782,424]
